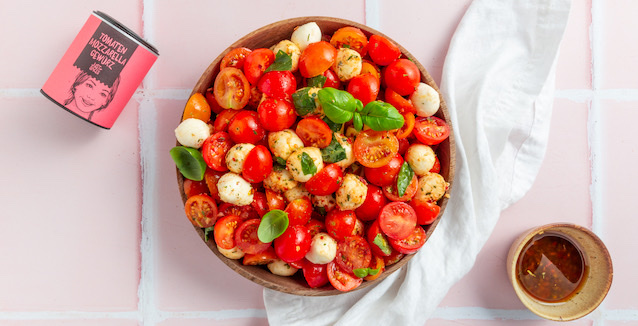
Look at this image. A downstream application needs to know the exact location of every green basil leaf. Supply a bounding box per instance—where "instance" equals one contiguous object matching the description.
[274,156,287,167]
[292,87,318,116]
[353,268,369,278]
[317,87,356,123]
[170,146,206,181]
[321,134,347,163]
[397,162,414,197]
[322,116,343,133]
[360,101,405,131]
[307,75,327,88]
[368,268,380,276]
[300,152,317,175]
[353,112,363,131]
[265,50,292,72]
[373,233,392,256]
[204,227,214,242]
[258,209,289,243]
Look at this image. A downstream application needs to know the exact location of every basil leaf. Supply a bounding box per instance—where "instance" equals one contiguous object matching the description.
[321,134,347,163]
[353,112,363,131]
[204,227,214,242]
[170,146,206,181]
[373,233,392,256]
[353,268,369,278]
[307,75,327,88]
[258,209,289,243]
[317,87,356,123]
[300,152,317,175]
[274,156,287,167]
[397,162,414,197]
[368,268,380,276]
[265,50,292,72]
[360,101,405,131]
[322,116,343,133]
[292,87,318,116]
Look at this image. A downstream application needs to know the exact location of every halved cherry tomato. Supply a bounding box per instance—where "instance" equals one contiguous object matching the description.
[213,67,251,110]
[204,169,224,201]
[306,219,326,237]
[265,188,286,211]
[303,262,330,288]
[367,220,392,257]
[430,156,441,173]
[353,130,399,168]
[364,153,403,187]
[184,194,217,228]
[385,88,416,114]
[378,202,417,240]
[205,87,224,114]
[389,225,426,254]
[285,197,313,226]
[221,47,252,70]
[182,92,212,122]
[347,73,379,106]
[235,218,271,254]
[325,209,358,241]
[355,184,388,221]
[305,163,343,196]
[242,145,273,183]
[257,98,297,132]
[251,191,268,217]
[295,116,333,148]
[217,203,260,221]
[335,236,372,275]
[360,60,381,82]
[274,224,312,263]
[243,48,275,85]
[384,58,420,96]
[214,214,243,249]
[413,116,450,146]
[227,110,266,144]
[213,109,240,133]
[327,261,362,292]
[383,173,418,202]
[258,70,297,100]
[396,112,415,139]
[299,41,337,78]
[363,255,386,281]
[243,246,277,265]
[201,132,234,171]
[183,178,210,198]
[409,198,440,225]
[367,35,401,66]
[382,248,404,266]
[330,26,368,55]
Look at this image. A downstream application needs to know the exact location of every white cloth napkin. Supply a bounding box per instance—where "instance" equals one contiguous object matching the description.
[264,0,572,324]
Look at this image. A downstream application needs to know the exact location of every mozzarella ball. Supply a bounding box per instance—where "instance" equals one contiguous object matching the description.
[312,194,337,213]
[291,22,322,51]
[284,183,311,202]
[174,118,211,149]
[263,168,298,193]
[333,133,355,169]
[268,129,304,161]
[305,232,337,265]
[225,143,255,174]
[286,147,324,182]
[335,173,368,210]
[332,48,362,81]
[217,245,244,260]
[405,144,436,176]
[271,40,301,72]
[414,172,448,202]
[411,83,440,117]
[217,172,254,206]
[267,259,299,276]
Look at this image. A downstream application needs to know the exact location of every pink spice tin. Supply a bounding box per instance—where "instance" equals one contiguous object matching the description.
[41,11,159,129]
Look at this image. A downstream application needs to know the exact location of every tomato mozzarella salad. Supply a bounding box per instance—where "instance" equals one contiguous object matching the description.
[172,22,451,292]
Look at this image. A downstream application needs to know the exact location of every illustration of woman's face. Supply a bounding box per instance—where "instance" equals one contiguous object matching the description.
[73,78,110,113]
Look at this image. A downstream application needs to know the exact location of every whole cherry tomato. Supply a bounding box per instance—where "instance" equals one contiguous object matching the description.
[364,153,404,187]
[213,109,240,133]
[325,209,358,241]
[409,198,441,225]
[274,224,312,263]
[257,98,297,132]
[183,178,210,198]
[242,145,273,183]
[285,197,313,226]
[367,35,401,66]
[299,41,337,78]
[243,48,275,85]
[347,73,379,106]
[258,70,297,100]
[384,58,420,96]
[227,110,266,143]
[182,92,211,122]
[355,184,388,222]
[303,262,330,288]
[305,164,344,196]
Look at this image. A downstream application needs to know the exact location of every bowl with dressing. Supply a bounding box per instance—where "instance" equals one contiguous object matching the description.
[506,223,613,321]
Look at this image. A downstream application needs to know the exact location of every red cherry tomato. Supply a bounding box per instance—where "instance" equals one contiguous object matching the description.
[274,224,312,263]
[364,153,403,187]
[378,202,417,240]
[330,26,368,55]
[205,87,224,115]
[385,87,415,114]
[347,73,380,106]
[257,70,297,100]
[257,98,297,132]
[243,48,275,85]
[397,138,409,156]
[213,109,240,133]
[242,145,273,183]
[322,69,342,89]
[355,184,388,222]
[303,262,330,288]
[217,203,260,221]
[413,116,450,146]
[327,261,362,292]
[221,47,252,70]
[295,116,333,148]
[183,178,210,198]
[235,219,271,254]
[430,156,441,173]
[409,198,441,225]
[382,248,404,266]
[367,220,392,257]
[305,163,344,196]
[325,209,358,241]
[353,130,399,168]
[203,169,224,201]
[306,219,326,237]
[242,246,277,265]
[251,191,268,217]
[227,110,266,144]
[214,214,243,249]
[285,197,313,226]
[389,225,426,254]
[265,188,286,211]
[335,236,372,276]
[213,67,251,110]
[384,58,420,96]
[201,132,234,172]
[383,173,418,202]
[184,194,217,228]
[367,35,401,66]
[299,41,338,78]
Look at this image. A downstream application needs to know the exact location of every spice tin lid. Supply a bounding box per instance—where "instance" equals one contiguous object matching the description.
[93,11,159,56]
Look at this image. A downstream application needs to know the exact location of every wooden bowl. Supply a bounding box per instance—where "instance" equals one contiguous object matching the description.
[177,16,456,296]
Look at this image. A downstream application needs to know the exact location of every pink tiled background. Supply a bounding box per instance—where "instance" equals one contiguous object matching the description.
[1,0,636,325]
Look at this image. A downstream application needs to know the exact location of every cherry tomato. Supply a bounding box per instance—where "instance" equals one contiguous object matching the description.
[389,225,426,254]
[413,116,450,146]
[303,262,330,288]
[242,145,273,183]
[430,156,441,173]
[364,153,403,187]
[217,202,260,221]
[367,220,392,257]
[247,86,263,109]
[384,58,420,96]
[363,255,386,281]
[322,69,342,89]
[205,87,224,114]
[221,47,252,70]
[258,70,297,100]
[330,26,368,55]
[383,173,418,202]
[367,35,401,66]
[251,191,268,217]
[335,236,372,275]
[347,73,379,106]
[257,98,297,132]
[183,178,210,198]
[378,202,417,240]
[299,41,337,78]
[295,116,333,148]
[353,130,399,168]
[184,194,217,228]
[213,67,251,110]
[227,110,266,144]
[285,197,313,226]
[288,258,307,269]
[355,184,388,221]
[243,246,277,265]
[305,163,344,196]
[214,214,243,249]
[385,88,415,114]
[265,188,286,211]
[383,249,404,266]
[243,48,275,85]
[396,112,415,139]
[327,261,362,292]
[213,109,240,133]
[306,219,326,237]
[204,169,224,201]
[274,224,312,263]
[201,132,234,171]
[235,219,271,254]
[360,60,381,82]
[409,198,440,225]
[182,92,211,122]
[325,209,358,241]
[397,137,410,156]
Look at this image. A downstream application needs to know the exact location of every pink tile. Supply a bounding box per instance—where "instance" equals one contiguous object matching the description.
[154,99,265,311]
[0,2,143,89]
[0,320,138,326]
[152,1,365,89]
[555,0,592,89]
[440,99,591,308]
[158,318,268,326]
[426,319,591,326]
[600,0,638,88]
[0,97,140,311]
[599,100,638,309]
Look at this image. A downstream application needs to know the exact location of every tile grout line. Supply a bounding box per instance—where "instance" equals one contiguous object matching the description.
[364,0,380,29]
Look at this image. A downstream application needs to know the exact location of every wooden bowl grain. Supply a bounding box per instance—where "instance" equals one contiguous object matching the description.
[177,16,456,296]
